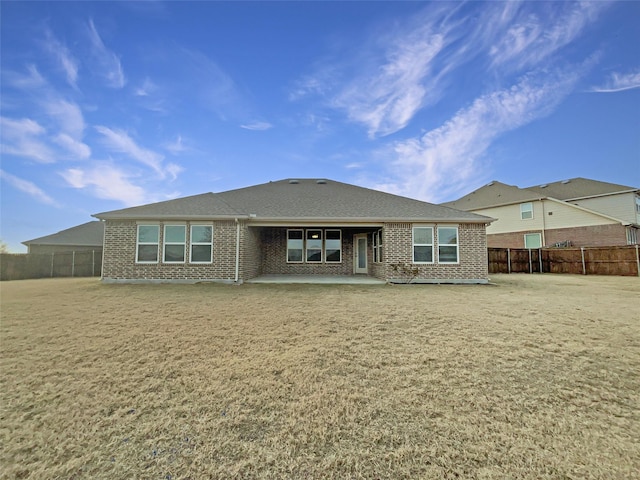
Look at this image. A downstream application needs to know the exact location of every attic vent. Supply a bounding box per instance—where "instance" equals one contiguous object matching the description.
[540,184,548,188]
[288,179,299,184]
[561,179,571,184]
[316,179,327,184]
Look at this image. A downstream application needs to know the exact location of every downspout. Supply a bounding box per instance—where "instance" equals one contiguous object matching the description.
[540,198,546,246]
[235,218,240,283]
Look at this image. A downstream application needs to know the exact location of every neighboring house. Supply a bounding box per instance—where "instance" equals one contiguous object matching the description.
[22,221,105,254]
[442,178,640,248]
[93,178,494,284]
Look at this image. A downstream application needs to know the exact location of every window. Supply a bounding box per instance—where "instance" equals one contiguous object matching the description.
[164,225,186,263]
[524,233,542,249]
[306,230,323,262]
[191,225,213,263]
[438,226,459,263]
[373,229,383,263]
[520,202,533,220]
[287,230,304,262]
[627,227,638,245]
[325,230,342,262]
[136,224,159,263]
[413,226,433,263]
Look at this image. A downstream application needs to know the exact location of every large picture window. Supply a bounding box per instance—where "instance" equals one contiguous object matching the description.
[164,225,186,263]
[438,226,459,263]
[325,230,342,262]
[136,224,159,263]
[191,225,213,263]
[287,230,304,262]
[413,226,433,263]
[306,230,323,262]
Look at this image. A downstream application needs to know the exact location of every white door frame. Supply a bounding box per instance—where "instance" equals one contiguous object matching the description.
[354,234,368,274]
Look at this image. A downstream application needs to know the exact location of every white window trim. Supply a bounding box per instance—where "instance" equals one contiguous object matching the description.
[136,223,159,264]
[190,223,213,264]
[524,233,542,249]
[287,229,304,263]
[437,226,459,264]
[412,226,434,264]
[325,229,342,263]
[520,202,534,220]
[163,224,186,264]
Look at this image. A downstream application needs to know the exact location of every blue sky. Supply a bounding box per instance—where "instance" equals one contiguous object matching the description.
[1,1,639,252]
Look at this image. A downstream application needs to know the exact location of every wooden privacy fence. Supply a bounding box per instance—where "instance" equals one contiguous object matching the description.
[488,245,640,276]
[0,251,102,281]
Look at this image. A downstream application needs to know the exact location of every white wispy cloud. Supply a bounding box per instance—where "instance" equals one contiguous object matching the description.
[374,68,583,202]
[0,169,58,205]
[164,135,187,155]
[53,133,91,159]
[0,117,54,163]
[61,163,148,206]
[87,19,126,88]
[2,64,47,90]
[42,98,86,139]
[332,14,452,138]
[240,121,273,131]
[43,29,79,88]
[488,2,608,70]
[590,69,640,93]
[95,126,175,179]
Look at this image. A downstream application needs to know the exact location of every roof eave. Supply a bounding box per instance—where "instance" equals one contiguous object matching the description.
[92,214,248,221]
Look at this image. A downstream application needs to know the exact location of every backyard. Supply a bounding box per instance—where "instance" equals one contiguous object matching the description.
[1,274,638,479]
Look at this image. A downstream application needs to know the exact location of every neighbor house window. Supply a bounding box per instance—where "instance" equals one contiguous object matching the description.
[190,225,213,263]
[306,229,323,262]
[520,202,533,220]
[373,229,383,263]
[325,230,342,262]
[413,226,433,263]
[287,229,304,262]
[524,233,542,249]
[438,226,459,263]
[136,224,159,263]
[164,225,186,263]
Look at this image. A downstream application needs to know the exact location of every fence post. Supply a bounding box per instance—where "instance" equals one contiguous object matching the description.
[528,249,532,274]
[92,250,95,277]
[507,248,511,274]
[581,247,586,275]
[72,251,75,277]
[51,252,54,278]
[636,245,639,277]
[539,248,543,273]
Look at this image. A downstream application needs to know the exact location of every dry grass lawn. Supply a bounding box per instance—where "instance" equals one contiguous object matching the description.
[1,274,639,479]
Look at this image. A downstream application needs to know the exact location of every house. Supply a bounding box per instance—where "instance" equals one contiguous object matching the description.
[93,178,494,284]
[442,178,640,248]
[22,221,105,254]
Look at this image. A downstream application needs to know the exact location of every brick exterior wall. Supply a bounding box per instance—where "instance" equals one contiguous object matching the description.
[102,220,238,282]
[102,221,489,283]
[382,223,488,282]
[488,224,630,248]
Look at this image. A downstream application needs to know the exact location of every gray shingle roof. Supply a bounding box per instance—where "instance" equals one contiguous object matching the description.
[441,181,543,211]
[442,177,639,211]
[524,177,638,200]
[94,179,492,223]
[22,221,104,247]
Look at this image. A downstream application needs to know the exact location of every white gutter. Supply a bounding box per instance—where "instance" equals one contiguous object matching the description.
[234,218,240,283]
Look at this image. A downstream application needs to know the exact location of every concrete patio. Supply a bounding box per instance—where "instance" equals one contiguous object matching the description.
[246,275,386,285]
